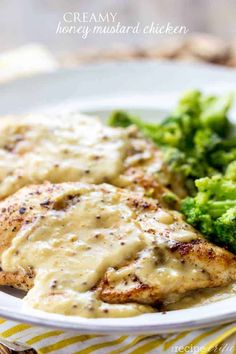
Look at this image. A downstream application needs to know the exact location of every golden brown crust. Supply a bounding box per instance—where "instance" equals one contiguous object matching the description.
[0,270,33,291]
[170,239,236,283]
[122,128,187,201]
[0,183,63,254]
[98,238,236,306]
[0,182,84,291]
[99,274,161,306]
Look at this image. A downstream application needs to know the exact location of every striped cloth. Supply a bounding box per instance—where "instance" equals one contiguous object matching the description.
[0,319,235,353]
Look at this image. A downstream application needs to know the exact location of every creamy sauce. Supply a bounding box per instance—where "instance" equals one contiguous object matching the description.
[0,114,130,199]
[103,209,211,303]
[167,283,236,310]
[1,184,153,317]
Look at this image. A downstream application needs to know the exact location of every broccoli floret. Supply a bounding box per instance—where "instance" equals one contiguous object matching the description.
[209,137,236,170]
[152,91,202,150]
[226,161,236,181]
[199,94,233,137]
[181,175,236,253]
[215,208,236,253]
[210,149,236,169]
[108,111,161,142]
[195,175,236,201]
[193,129,221,156]
[181,197,215,235]
[108,91,234,195]
[164,147,216,195]
[164,90,232,146]
[108,111,136,128]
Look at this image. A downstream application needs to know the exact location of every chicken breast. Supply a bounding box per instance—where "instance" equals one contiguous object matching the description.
[0,113,182,203]
[0,182,235,317]
[0,113,130,199]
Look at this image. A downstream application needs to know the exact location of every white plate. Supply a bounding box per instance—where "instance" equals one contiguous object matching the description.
[0,60,235,334]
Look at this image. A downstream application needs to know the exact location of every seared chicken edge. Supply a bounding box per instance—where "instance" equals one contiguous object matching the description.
[0,182,235,318]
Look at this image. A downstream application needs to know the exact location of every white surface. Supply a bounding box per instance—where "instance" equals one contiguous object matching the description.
[0,44,58,83]
[0,61,235,334]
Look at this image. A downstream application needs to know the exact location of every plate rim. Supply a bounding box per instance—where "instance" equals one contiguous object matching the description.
[0,302,236,334]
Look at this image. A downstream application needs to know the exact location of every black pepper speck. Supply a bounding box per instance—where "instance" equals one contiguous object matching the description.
[19,207,26,215]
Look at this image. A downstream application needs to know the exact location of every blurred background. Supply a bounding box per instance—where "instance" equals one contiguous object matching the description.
[0,0,236,80]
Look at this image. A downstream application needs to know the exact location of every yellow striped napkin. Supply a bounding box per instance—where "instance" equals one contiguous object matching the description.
[0,319,235,353]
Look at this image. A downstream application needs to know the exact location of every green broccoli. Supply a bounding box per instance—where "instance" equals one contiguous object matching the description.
[209,137,236,170]
[108,91,234,195]
[108,110,137,128]
[226,161,236,181]
[108,110,162,142]
[199,93,233,136]
[108,92,236,251]
[215,208,236,253]
[181,175,236,253]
